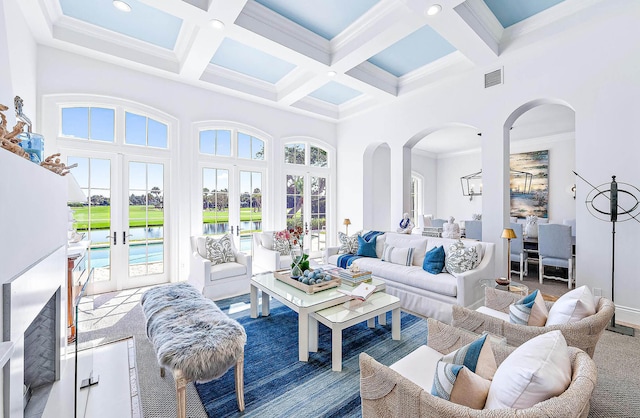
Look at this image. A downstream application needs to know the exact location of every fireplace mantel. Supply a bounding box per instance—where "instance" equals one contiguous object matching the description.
[1,150,68,417]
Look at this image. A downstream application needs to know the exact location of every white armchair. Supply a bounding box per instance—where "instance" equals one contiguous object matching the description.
[189,235,252,300]
[252,231,292,272]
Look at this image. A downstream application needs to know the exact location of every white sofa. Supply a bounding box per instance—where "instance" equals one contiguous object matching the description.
[252,231,293,271]
[324,232,495,323]
[189,235,252,300]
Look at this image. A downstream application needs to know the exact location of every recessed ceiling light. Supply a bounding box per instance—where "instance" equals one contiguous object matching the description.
[113,0,132,12]
[327,71,337,77]
[209,19,225,30]
[426,4,442,16]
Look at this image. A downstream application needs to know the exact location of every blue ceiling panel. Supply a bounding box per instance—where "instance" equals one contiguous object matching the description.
[483,0,565,28]
[309,81,362,105]
[211,38,296,84]
[60,0,182,50]
[254,0,379,40]
[368,25,456,77]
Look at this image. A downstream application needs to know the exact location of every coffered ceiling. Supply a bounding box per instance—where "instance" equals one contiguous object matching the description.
[19,0,593,122]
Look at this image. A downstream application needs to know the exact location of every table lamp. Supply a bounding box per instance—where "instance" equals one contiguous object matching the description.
[343,218,351,235]
[501,228,517,282]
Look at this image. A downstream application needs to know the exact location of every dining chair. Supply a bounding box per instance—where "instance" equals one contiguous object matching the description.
[464,220,482,240]
[538,224,574,288]
[510,222,528,281]
[563,219,576,237]
[431,218,447,228]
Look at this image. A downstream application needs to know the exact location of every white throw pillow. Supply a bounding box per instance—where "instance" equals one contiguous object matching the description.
[261,232,275,250]
[484,330,571,410]
[546,285,596,326]
[381,244,414,266]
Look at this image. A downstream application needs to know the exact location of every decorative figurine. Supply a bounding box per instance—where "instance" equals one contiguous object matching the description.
[396,213,415,234]
[441,216,461,239]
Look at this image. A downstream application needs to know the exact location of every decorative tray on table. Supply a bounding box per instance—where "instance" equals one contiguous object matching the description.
[273,269,341,294]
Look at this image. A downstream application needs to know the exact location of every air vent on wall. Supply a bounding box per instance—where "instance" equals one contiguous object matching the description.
[484,68,503,88]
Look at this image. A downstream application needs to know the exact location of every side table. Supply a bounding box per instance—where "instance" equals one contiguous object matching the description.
[479,279,529,297]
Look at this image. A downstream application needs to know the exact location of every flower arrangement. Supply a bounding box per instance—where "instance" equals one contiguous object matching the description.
[276,225,308,275]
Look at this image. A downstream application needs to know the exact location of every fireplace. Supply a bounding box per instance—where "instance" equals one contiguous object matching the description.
[3,246,66,417]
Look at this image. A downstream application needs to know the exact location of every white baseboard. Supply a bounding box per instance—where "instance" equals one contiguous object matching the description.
[613,304,640,328]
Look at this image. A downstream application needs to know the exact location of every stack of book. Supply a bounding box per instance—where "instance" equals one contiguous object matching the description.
[328,267,372,286]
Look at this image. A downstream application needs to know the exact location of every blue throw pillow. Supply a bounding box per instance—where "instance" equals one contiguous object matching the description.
[356,235,377,258]
[423,245,445,274]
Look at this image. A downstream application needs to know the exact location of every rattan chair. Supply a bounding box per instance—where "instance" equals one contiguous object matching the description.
[451,287,615,358]
[360,318,596,418]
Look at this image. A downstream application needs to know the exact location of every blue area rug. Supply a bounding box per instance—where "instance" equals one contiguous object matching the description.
[195,295,427,418]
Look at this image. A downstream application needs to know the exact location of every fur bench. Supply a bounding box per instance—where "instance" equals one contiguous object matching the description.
[141,283,246,417]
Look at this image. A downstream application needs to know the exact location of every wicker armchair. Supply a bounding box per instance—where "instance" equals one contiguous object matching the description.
[451,287,614,357]
[360,318,596,418]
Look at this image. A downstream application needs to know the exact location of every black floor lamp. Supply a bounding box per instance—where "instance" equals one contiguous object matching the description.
[575,172,640,336]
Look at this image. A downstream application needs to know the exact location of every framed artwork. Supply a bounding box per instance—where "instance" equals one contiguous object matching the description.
[510,150,549,219]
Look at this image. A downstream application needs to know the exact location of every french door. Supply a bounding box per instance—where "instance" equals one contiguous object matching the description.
[201,164,264,254]
[286,172,327,258]
[68,152,170,293]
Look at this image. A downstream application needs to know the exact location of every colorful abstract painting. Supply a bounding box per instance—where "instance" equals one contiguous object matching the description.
[510,150,549,219]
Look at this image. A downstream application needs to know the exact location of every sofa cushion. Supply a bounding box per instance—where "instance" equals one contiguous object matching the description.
[205,235,236,265]
[485,330,571,410]
[390,345,442,391]
[338,231,360,254]
[375,233,387,258]
[356,234,378,257]
[431,362,490,409]
[428,238,484,265]
[381,244,414,266]
[546,285,596,326]
[260,231,275,250]
[423,245,445,275]
[509,290,548,326]
[209,262,247,281]
[445,240,479,274]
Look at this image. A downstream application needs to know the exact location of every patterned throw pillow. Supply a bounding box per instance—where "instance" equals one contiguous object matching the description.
[272,234,291,256]
[338,231,360,254]
[445,240,479,274]
[509,289,549,326]
[205,235,236,265]
[440,333,497,380]
[431,362,491,409]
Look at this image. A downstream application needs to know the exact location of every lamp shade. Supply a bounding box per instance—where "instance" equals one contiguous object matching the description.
[501,228,517,239]
[343,218,351,226]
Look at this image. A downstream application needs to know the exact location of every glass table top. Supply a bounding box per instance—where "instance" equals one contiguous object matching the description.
[251,272,385,309]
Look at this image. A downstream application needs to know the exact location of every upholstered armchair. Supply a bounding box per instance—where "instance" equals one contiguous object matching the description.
[464,220,482,240]
[538,223,574,288]
[360,318,596,417]
[510,222,528,281]
[451,287,614,358]
[189,235,252,301]
[252,231,292,271]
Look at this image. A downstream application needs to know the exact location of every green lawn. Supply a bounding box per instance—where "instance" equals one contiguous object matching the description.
[72,206,262,229]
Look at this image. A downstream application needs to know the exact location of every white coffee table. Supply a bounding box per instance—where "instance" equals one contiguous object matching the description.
[249,273,386,363]
[309,292,401,371]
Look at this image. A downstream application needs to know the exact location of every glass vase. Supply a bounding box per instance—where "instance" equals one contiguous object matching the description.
[290,245,303,278]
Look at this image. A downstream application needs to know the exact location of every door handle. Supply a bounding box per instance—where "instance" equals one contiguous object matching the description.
[230,225,234,235]
[236,225,240,237]
[106,232,116,245]
[123,232,133,244]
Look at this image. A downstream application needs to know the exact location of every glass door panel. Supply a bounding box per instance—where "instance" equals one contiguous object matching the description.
[239,170,262,253]
[309,176,327,256]
[128,162,165,278]
[68,157,113,284]
[202,168,230,236]
[286,174,304,231]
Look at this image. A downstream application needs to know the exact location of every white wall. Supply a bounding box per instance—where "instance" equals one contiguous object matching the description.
[36,47,337,281]
[337,1,640,324]
[436,151,482,222]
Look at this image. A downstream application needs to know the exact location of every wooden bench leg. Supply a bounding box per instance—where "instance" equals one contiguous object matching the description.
[173,369,188,418]
[235,351,245,412]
